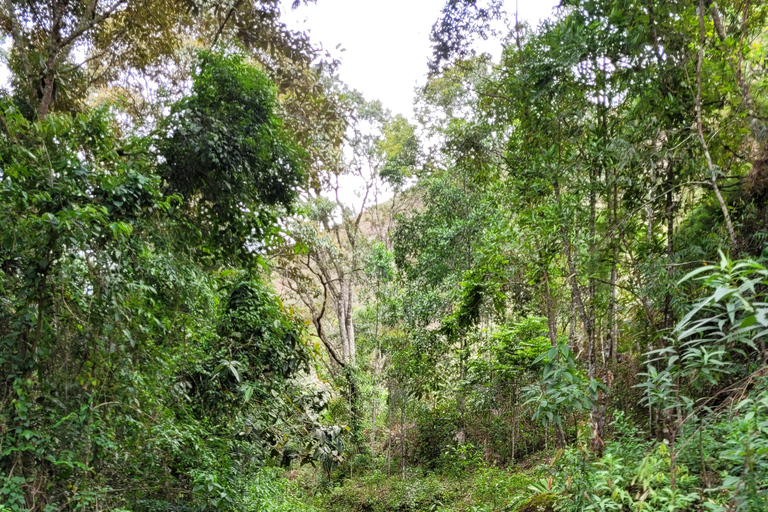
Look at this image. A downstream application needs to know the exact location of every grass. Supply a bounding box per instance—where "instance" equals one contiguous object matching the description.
[286,460,547,512]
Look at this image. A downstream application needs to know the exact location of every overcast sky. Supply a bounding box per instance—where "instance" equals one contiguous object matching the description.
[280,0,560,118]
[278,0,560,205]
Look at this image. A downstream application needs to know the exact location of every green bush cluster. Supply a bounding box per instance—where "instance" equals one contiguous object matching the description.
[0,53,336,512]
[524,399,768,512]
[318,467,537,512]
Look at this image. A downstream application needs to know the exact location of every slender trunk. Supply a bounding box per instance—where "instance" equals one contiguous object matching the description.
[608,270,617,361]
[555,424,566,449]
[697,0,738,252]
[543,267,558,347]
[669,427,677,493]
[608,175,618,364]
[555,195,593,355]
[347,369,362,453]
[371,396,377,455]
[646,163,655,244]
[39,73,56,119]
[337,279,357,365]
[457,336,466,444]
[387,381,393,476]
[568,289,577,350]
[401,392,406,480]
[597,176,619,451]
[699,421,710,487]
[511,404,517,462]
[371,289,380,456]
[37,0,68,121]
[38,29,61,120]
[338,281,350,363]
[554,120,599,452]
[664,161,675,331]
[346,281,356,363]
[709,0,758,138]
[588,160,603,453]
[648,338,655,439]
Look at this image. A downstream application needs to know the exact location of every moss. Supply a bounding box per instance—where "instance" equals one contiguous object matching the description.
[516,493,557,512]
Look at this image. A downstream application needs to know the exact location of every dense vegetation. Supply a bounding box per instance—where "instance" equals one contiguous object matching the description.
[1,0,767,511]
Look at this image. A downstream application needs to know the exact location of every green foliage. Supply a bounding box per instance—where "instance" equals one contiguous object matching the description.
[542,253,768,511]
[0,76,330,511]
[492,318,550,379]
[321,468,535,512]
[244,468,320,512]
[429,0,503,75]
[4,0,768,509]
[525,343,604,430]
[439,442,484,477]
[529,413,700,512]
[379,115,420,189]
[412,405,460,470]
[676,251,768,375]
[527,393,768,512]
[713,383,768,512]
[516,493,556,512]
[639,252,768,438]
[219,280,309,383]
[158,51,305,263]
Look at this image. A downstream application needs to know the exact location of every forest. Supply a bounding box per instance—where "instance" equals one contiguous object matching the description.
[1,0,767,511]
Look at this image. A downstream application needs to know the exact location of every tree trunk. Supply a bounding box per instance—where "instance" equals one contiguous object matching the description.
[371,393,377,454]
[607,175,618,364]
[543,267,558,347]
[697,0,738,252]
[387,380,393,476]
[555,423,566,449]
[664,160,675,331]
[401,391,406,480]
[511,405,517,462]
[588,159,603,454]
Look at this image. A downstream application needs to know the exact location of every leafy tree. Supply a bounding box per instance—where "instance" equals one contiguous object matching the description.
[157,51,304,264]
[0,52,330,511]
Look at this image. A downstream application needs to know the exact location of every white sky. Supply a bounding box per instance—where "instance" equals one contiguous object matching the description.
[280,0,560,119]
[1,1,561,206]
[279,0,560,206]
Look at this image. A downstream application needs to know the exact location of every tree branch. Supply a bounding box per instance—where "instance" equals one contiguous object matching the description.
[696,0,738,251]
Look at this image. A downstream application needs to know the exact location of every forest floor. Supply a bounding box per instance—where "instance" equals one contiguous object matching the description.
[281,454,556,512]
